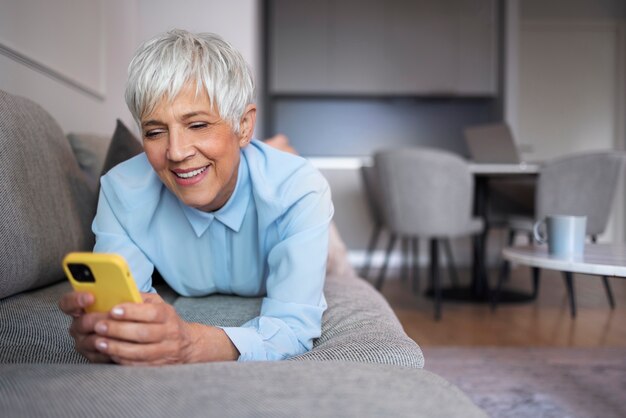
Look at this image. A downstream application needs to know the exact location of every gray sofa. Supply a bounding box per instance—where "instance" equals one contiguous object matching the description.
[0,90,485,417]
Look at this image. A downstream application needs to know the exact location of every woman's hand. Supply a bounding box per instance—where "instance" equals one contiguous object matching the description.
[60,292,239,365]
[58,291,112,363]
[90,292,195,365]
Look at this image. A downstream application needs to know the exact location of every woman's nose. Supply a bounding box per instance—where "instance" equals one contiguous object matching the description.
[166,130,195,161]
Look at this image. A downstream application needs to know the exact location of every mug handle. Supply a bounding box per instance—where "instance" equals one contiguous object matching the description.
[533,219,547,244]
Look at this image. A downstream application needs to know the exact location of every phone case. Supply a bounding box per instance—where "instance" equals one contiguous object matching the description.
[62,252,143,313]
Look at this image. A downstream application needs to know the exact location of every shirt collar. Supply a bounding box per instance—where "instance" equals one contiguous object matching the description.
[179,157,250,237]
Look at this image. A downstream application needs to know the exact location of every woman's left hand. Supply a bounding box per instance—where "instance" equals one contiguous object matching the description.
[94,293,239,365]
[92,293,195,365]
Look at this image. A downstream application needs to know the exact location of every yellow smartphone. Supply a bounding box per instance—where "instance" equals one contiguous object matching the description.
[62,252,142,313]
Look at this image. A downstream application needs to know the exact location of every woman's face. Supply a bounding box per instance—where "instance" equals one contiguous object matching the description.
[141,84,256,212]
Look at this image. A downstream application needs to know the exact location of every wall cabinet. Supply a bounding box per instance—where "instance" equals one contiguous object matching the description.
[270,0,497,96]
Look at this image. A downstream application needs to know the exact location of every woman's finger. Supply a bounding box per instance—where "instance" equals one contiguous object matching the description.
[58,292,94,317]
[108,301,169,324]
[75,334,112,363]
[70,312,108,336]
[96,337,181,364]
[141,292,164,304]
[94,320,166,344]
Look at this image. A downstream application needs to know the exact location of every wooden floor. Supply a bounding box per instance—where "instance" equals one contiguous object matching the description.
[372,265,626,347]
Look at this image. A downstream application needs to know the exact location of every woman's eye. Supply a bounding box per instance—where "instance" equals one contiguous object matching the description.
[144,130,164,139]
[190,122,208,130]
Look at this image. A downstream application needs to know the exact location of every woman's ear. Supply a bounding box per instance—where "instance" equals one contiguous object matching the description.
[238,104,257,147]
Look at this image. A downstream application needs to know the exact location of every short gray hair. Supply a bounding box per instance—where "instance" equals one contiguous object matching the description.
[125,29,255,133]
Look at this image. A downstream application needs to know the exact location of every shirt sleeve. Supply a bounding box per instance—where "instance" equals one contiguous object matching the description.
[92,187,156,293]
[221,173,333,361]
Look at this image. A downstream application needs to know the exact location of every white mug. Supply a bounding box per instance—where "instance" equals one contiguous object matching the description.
[533,215,586,258]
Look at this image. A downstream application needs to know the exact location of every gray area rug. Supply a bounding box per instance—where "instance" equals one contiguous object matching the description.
[424,347,626,418]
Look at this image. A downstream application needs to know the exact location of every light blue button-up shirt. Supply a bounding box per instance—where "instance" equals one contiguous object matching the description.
[93,140,333,361]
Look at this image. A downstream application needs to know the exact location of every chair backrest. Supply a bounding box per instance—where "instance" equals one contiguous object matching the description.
[537,151,625,236]
[359,164,385,226]
[374,148,475,237]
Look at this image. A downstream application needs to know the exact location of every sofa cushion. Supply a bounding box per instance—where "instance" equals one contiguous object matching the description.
[0,274,423,368]
[101,119,143,176]
[0,90,96,299]
[66,132,112,190]
[173,274,423,368]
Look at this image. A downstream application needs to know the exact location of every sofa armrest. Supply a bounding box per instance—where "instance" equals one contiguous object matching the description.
[0,362,484,417]
[291,274,424,368]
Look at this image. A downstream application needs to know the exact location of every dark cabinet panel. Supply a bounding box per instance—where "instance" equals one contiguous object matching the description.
[270,0,497,96]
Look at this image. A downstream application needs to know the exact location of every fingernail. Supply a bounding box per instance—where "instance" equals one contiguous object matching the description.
[79,294,88,307]
[96,340,108,351]
[111,307,124,317]
[95,322,107,334]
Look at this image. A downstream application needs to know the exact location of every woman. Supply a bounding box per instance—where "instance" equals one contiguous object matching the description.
[59,29,333,365]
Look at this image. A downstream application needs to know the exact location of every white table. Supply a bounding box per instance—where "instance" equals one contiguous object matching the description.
[502,244,626,278]
[308,159,541,175]
[496,244,626,316]
[468,162,540,175]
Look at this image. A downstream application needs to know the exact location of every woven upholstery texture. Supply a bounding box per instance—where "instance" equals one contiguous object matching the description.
[1,274,423,368]
[291,274,424,367]
[0,281,87,364]
[0,90,96,299]
[174,273,423,367]
[0,362,485,418]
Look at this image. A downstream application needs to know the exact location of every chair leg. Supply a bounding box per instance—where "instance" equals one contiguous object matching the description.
[442,239,459,288]
[491,259,508,311]
[401,237,410,282]
[562,272,577,318]
[501,229,516,283]
[602,276,616,309]
[592,236,616,309]
[531,267,541,299]
[375,234,397,291]
[360,224,382,279]
[431,239,442,320]
[411,237,420,293]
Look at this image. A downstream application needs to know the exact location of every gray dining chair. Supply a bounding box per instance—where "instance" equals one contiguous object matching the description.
[493,151,626,316]
[374,148,484,320]
[360,164,427,287]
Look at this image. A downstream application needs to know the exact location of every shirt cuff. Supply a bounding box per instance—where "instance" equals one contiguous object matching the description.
[220,326,266,361]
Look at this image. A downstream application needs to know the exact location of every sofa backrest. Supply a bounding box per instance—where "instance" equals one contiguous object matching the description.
[0,90,97,299]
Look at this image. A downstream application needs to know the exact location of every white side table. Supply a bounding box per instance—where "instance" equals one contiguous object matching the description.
[493,244,626,317]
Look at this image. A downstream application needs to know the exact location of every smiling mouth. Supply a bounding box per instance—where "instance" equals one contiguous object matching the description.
[174,165,209,179]
[173,165,209,179]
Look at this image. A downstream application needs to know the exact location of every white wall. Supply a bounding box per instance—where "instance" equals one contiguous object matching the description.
[0,0,139,135]
[0,0,261,137]
[517,0,621,161]
[136,0,259,84]
[514,0,625,243]
[136,0,262,135]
